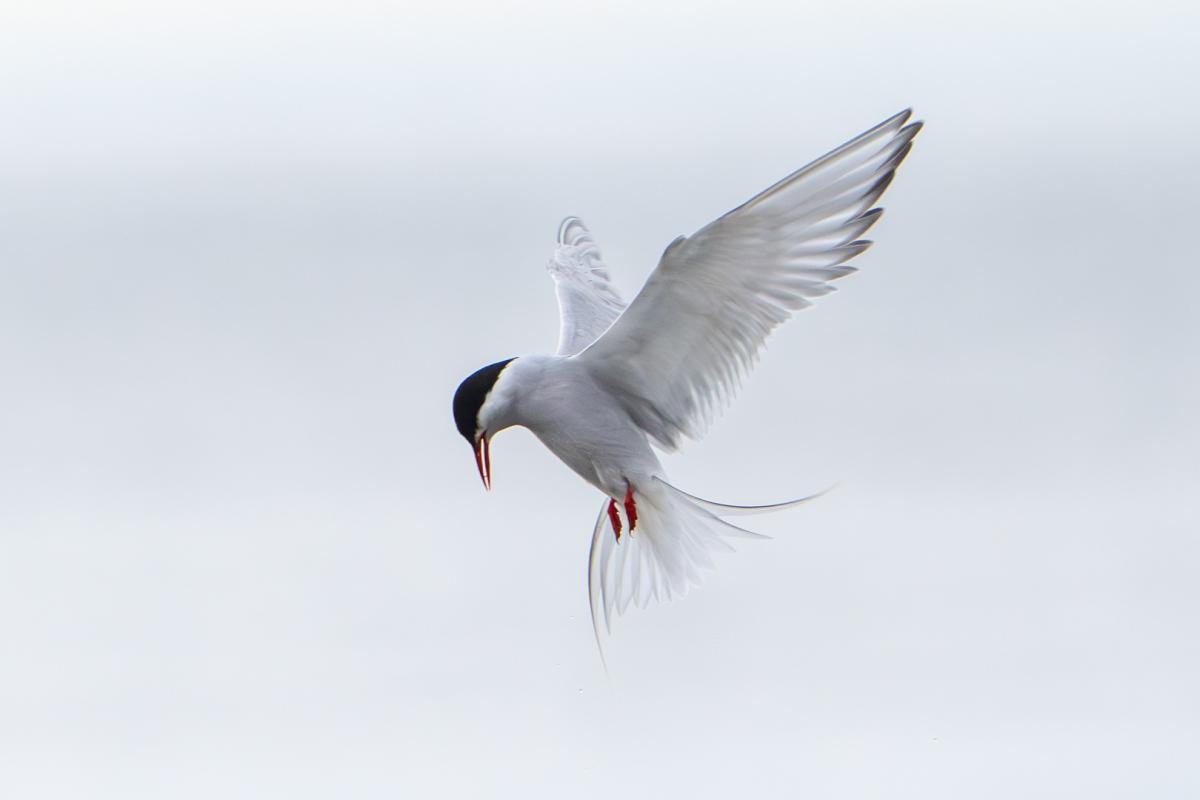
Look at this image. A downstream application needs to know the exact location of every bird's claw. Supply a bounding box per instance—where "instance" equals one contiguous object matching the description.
[624,483,638,533]
[607,499,622,542]
[607,483,638,543]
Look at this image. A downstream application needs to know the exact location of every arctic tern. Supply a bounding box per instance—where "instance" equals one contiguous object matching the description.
[452,109,921,652]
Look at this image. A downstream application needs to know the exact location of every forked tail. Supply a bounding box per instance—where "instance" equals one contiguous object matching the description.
[587,477,830,670]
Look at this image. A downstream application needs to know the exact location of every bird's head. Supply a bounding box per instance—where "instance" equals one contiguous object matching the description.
[452,358,516,490]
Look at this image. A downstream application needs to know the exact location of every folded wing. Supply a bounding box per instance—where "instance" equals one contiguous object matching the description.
[547,217,627,356]
[576,110,922,449]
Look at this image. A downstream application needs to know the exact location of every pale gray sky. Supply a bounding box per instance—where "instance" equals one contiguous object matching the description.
[2,1,1198,797]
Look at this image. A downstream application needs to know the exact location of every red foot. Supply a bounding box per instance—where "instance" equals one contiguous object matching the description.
[607,499,622,542]
[624,483,638,533]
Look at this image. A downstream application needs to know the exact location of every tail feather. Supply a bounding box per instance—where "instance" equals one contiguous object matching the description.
[588,477,829,667]
[664,481,834,516]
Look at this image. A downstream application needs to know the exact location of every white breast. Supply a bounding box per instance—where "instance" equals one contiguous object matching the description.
[494,356,664,498]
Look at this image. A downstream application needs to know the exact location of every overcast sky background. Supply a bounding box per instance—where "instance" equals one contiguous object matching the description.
[3,1,1198,797]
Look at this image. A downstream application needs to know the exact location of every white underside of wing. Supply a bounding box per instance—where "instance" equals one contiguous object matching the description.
[548,217,627,356]
[576,110,922,450]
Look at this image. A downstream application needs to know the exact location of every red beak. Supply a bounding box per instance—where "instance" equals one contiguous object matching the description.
[473,434,491,491]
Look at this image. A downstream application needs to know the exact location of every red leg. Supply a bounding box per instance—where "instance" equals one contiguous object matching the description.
[624,483,638,533]
[607,498,622,542]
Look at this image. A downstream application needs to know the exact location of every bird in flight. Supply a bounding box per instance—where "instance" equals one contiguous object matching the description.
[452,109,921,655]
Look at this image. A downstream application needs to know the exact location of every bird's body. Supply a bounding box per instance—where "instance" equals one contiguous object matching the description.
[484,354,663,500]
[452,109,922,653]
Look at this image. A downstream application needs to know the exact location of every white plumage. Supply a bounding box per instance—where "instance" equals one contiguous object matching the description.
[455,109,921,661]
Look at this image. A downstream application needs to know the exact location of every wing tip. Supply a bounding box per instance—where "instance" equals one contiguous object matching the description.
[557,216,593,246]
[845,239,873,257]
[888,111,925,149]
[854,207,885,233]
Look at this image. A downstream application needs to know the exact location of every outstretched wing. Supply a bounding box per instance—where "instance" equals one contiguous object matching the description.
[576,110,922,449]
[547,217,627,356]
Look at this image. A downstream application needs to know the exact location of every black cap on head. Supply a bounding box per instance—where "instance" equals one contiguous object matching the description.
[452,358,515,442]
